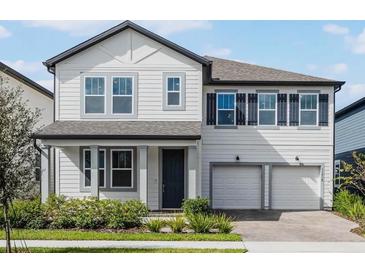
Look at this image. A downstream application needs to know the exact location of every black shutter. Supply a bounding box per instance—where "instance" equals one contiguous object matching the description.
[247,93,258,126]
[319,94,329,126]
[289,94,299,126]
[236,93,246,125]
[206,93,216,125]
[277,94,287,126]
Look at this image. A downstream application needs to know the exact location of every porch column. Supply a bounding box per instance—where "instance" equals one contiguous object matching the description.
[139,146,148,204]
[188,146,198,199]
[90,145,99,199]
[40,145,50,203]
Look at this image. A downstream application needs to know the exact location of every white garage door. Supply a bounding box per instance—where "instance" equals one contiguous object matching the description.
[272,166,321,210]
[212,166,262,209]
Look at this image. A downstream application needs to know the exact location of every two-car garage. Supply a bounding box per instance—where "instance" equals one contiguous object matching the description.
[212,164,322,210]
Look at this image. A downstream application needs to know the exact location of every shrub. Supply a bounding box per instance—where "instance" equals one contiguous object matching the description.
[187,214,215,233]
[214,213,234,234]
[118,200,149,228]
[167,217,186,233]
[334,190,364,217]
[145,219,165,232]
[182,198,210,215]
[6,199,46,229]
[348,201,365,221]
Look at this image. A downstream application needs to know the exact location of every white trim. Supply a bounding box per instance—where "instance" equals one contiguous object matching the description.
[216,92,236,126]
[111,76,135,115]
[110,149,134,189]
[258,93,277,126]
[166,76,182,107]
[299,93,319,126]
[83,76,106,115]
[83,148,106,188]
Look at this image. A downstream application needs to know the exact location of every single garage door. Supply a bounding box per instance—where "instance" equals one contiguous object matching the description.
[212,165,262,209]
[272,166,321,210]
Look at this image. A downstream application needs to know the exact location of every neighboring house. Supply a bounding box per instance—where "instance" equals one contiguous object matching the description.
[335,97,365,188]
[0,61,54,184]
[33,21,345,210]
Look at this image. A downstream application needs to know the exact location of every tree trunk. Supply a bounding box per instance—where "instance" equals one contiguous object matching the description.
[3,203,12,253]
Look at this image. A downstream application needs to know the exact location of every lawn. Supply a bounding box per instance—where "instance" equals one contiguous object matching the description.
[1,229,241,241]
[0,247,246,253]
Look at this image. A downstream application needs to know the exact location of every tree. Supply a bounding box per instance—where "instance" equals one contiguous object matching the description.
[339,151,365,197]
[0,75,40,252]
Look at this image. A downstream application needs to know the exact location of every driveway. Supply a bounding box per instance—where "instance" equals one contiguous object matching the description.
[224,210,364,242]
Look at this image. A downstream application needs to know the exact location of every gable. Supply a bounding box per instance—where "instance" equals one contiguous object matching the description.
[58,29,201,69]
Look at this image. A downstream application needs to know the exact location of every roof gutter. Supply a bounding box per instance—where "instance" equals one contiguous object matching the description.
[31,134,202,140]
[206,80,346,87]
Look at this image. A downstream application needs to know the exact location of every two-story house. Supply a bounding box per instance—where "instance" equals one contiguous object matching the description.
[33,21,345,210]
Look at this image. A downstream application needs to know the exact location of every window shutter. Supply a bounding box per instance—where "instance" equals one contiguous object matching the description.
[277,94,287,126]
[248,93,258,126]
[206,93,216,125]
[289,94,299,126]
[319,94,329,126]
[236,93,246,125]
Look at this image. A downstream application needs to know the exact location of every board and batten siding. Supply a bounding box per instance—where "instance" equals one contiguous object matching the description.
[54,28,202,121]
[202,85,335,208]
[335,108,365,154]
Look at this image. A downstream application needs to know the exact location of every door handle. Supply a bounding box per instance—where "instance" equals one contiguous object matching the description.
[162,184,165,193]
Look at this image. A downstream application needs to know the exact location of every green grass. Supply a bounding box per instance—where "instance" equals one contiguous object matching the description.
[0,247,246,253]
[1,229,241,241]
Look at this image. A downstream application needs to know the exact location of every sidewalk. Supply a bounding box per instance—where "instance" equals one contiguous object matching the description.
[243,241,365,253]
[0,240,245,250]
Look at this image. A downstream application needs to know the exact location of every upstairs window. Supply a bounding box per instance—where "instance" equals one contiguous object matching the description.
[84,77,105,114]
[217,93,235,125]
[167,76,181,106]
[258,94,276,125]
[83,149,106,188]
[300,94,318,125]
[112,77,134,114]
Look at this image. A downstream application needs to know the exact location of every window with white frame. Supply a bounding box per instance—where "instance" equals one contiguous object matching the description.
[112,77,134,114]
[35,152,41,182]
[166,76,181,106]
[300,94,318,125]
[84,77,105,114]
[258,93,276,125]
[334,160,341,188]
[83,149,106,188]
[217,93,235,125]
[111,149,133,188]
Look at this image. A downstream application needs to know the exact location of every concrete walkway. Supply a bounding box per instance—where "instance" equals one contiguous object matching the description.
[0,240,245,250]
[243,241,365,253]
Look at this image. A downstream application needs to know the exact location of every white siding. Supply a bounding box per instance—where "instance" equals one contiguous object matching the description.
[335,108,365,154]
[55,29,202,121]
[147,146,159,210]
[202,85,334,208]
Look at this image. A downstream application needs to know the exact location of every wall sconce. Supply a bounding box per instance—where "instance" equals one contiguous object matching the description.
[236,155,240,161]
[295,156,299,161]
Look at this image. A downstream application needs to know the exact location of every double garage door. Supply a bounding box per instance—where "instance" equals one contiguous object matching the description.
[212,165,321,210]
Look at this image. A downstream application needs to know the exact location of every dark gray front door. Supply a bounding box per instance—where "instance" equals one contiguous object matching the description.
[162,149,185,208]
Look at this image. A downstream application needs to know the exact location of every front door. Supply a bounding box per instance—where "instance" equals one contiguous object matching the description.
[162,149,185,209]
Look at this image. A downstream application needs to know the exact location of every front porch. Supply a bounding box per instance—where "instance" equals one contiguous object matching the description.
[34,121,202,210]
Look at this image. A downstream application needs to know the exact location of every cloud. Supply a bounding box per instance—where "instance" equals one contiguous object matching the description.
[0,25,11,39]
[139,20,212,36]
[336,83,365,110]
[1,60,43,74]
[306,64,318,71]
[204,47,232,58]
[327,63,348,74]
[323,24,349,35]
[24,20,117,36]
[36,79,54,92]
[345,28,365,54]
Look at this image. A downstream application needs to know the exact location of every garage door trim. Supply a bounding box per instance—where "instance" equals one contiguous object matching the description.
[269,163,324,210]
[209,162,265,209]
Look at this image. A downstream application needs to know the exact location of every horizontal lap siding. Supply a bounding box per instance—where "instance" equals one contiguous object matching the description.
[335,108,365,154]
[202,86,334,208]
[58,69,202,121]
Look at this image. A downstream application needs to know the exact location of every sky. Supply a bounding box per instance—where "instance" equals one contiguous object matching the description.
[0,20,364,110]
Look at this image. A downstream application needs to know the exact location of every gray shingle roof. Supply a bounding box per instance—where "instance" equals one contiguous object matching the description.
[205,56,343,84]
[33,121,201,140]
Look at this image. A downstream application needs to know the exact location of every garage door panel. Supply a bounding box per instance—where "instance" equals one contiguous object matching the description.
[272,166,321,210]
[213,166,261,209]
